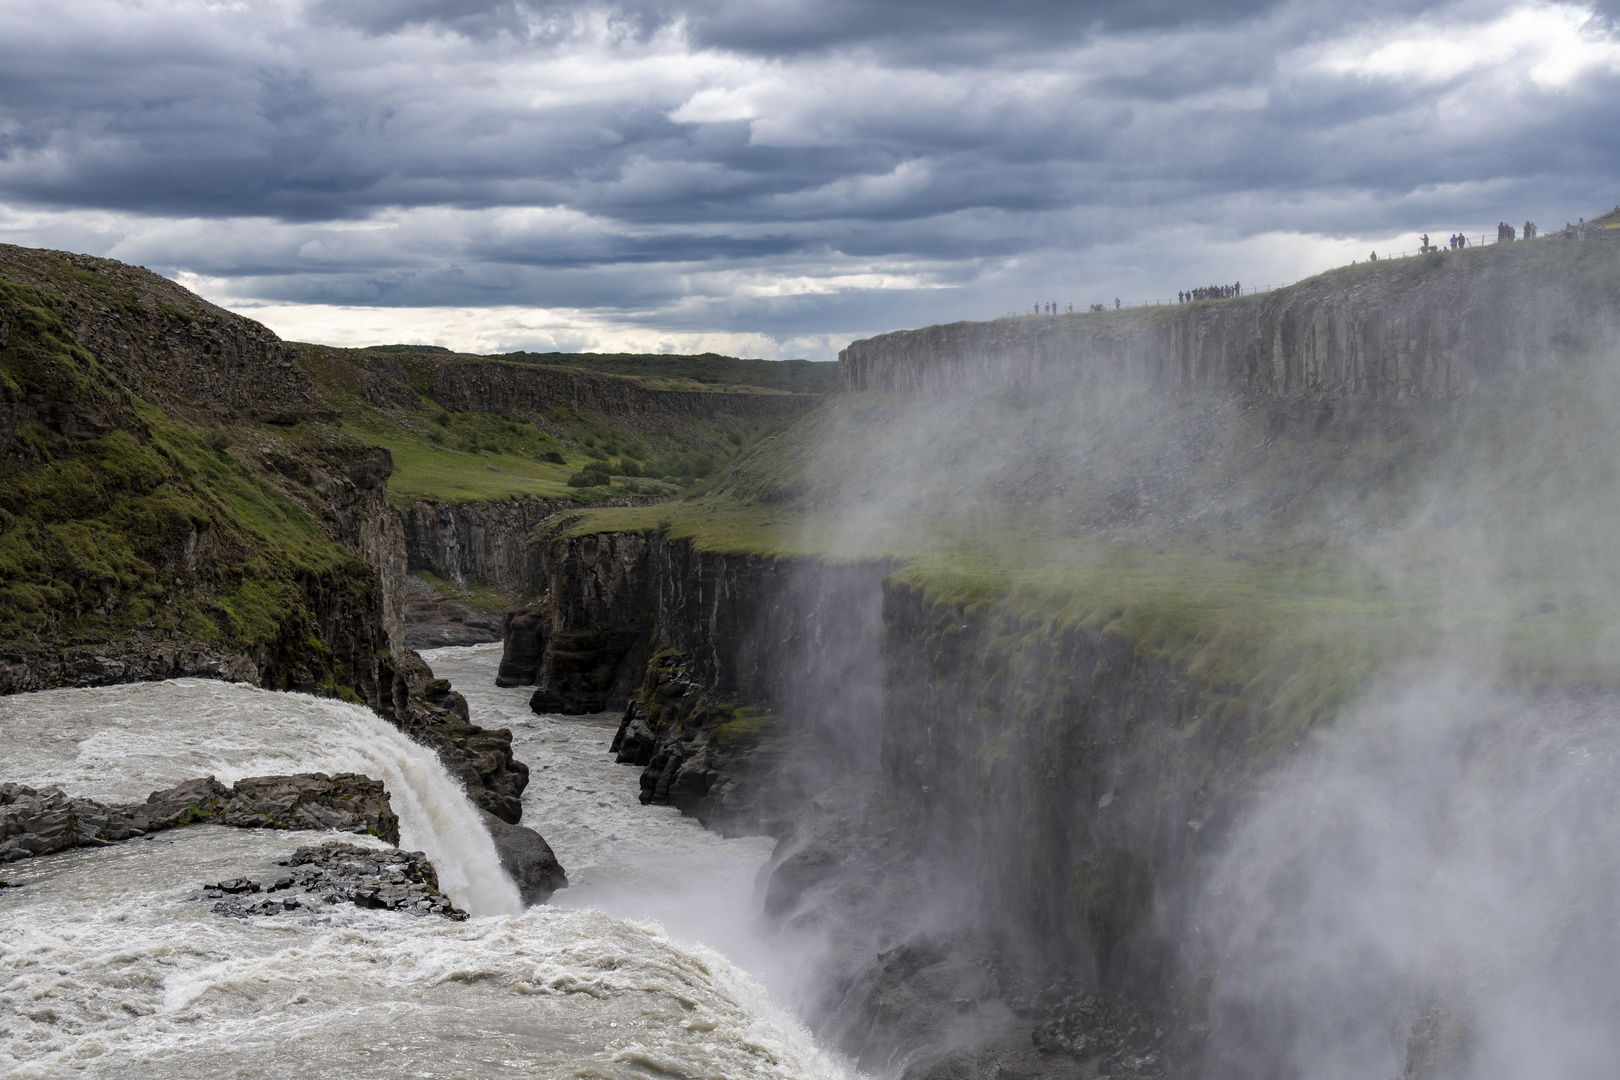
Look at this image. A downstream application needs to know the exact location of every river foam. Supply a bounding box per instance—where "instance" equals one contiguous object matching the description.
[0,656,850,1079]
[0,677,520,915]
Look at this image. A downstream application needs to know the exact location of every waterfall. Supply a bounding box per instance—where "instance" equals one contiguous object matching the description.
[0,678,521,915]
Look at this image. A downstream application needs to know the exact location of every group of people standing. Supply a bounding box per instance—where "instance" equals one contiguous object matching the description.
[1497,221,1538,242]
[1032,299,1126,314]
[1418,233,1469,252]
[1179,284,1239,303]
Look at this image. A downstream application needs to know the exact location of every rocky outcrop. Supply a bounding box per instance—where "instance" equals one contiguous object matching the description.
[0,244,405,710]
[0,246,339,429]
[0,772,400,863]
[498,530,889,830]
[0,641,262,696]
[0,245,539,837]
[200,841,468,920]
[479,808,568,905]
[395,651,529,823]
[842,241,1620,399]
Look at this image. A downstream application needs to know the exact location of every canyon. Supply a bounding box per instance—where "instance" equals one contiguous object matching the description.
[488,233,1620,1077]
[6,228,1620,1078]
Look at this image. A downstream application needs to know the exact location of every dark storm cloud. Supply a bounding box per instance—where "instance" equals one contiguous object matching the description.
[309,0,1287,49]
[1,0,1617,353]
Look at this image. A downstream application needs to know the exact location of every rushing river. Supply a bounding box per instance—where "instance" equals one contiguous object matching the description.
[0,644,844,1079]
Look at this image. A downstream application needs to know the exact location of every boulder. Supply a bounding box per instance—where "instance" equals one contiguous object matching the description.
[220,773,399,844]
[479,808,567,905]
[130,776,231,830]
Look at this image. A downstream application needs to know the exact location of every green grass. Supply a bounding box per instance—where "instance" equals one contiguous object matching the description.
[290,343,776,505]
[0,269,375,676]
[493,351,837,394]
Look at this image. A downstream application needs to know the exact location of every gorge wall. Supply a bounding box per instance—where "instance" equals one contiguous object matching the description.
[499,531,890,830]
[0,244,400,702]
[842,240,1620,399]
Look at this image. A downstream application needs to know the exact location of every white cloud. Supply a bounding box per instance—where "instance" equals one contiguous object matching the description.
[1307,3,1620,89]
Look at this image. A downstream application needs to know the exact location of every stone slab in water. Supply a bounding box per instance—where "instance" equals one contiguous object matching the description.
[0,772,400,862]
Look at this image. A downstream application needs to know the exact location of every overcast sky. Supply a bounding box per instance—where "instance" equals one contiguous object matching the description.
[2,0,1617,359]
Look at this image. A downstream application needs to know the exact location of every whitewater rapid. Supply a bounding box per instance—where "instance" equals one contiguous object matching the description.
[0,648,848,1080]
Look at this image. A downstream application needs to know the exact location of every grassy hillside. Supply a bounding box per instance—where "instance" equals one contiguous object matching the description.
[0,250,390,696]
[492,350,837,394]
[294,345,806,505]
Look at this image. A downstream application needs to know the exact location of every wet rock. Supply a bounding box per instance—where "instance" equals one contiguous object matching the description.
[0,772,400,862]
[131,776,232,829]
[398,651,529,824]
[1029,992,1165,1078]
[763,839,845,917]
[479,808,568,905]
[213,895,303,918]
[131,772,401,844]
[220,773,399,843]
[610,699,658,766]
[286,841,466,919]
[197,842,465,920]
[0,782,147,861]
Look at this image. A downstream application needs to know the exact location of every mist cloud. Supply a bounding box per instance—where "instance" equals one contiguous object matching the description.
[1,0,1617,354]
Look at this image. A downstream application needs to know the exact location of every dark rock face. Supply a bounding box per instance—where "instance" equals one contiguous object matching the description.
[531,629,646,714]
[199,841,467,920]
[395,651,529,824]
[496,600,547,686]
[0,772,400,863]
[1027,992,1167,1076]
[402,575,504,649]
[610,655,787,830]
[0,782,137,860]
[479,808,567,905]
[503,532,889,828]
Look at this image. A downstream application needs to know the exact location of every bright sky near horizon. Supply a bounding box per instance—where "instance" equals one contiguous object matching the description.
[1,0,1616,359]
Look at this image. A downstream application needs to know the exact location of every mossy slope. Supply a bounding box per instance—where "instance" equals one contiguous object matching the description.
[293,345,817,506]
[0,248,389,698]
